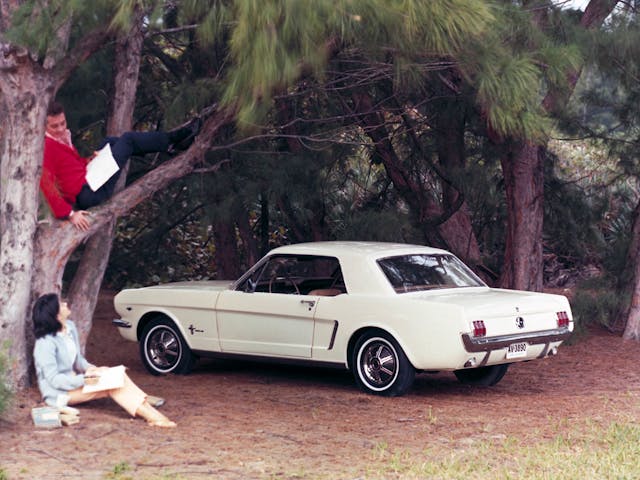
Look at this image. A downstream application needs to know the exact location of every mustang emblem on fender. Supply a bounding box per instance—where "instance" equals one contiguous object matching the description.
[188,324,204,335]
[515,317,525,329]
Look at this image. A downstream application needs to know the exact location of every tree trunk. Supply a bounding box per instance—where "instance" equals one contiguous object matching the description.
[0,41,55,386]
[66,4,145,347]
[498,143,544,291]
[213,220,242,279]
[0,0,132,387]
[66,220,117,346]
[432,101,482,266]
[276,194,308,243]
[237,208,259,267]
[260,194,270,256]
[0,94,48,385]
[622,200,640,339]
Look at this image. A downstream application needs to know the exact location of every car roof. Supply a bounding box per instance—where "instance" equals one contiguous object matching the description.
[267,242,455,295]
[269,241,451,259]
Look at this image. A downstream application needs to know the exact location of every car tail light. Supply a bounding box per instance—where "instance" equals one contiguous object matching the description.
[472,320,486,337]
[557,311,570,328]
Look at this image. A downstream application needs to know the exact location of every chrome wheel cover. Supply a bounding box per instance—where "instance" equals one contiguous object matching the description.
[145,325,182,372]
[357,337,399,391]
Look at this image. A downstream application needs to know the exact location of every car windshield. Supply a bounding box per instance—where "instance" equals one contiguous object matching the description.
[377,254,485,293]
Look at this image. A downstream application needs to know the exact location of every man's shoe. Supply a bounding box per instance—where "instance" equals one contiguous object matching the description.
[146,395,165,408]
[168,117,202,152]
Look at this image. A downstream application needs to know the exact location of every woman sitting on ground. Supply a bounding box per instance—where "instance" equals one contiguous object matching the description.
[32,293,176,428]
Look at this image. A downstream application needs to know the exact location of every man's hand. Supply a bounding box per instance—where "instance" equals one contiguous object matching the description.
[69,210,91,231]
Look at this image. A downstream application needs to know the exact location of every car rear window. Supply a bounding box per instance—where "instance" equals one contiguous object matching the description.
[377,254,485,293]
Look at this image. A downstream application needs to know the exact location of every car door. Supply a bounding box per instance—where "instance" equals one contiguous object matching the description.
[215,255,329,358]
[216,290,317,358]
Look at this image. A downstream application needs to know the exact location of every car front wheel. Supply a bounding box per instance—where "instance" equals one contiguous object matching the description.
[140,318,195,375]
[352,331,415,396]
[454,364,509,386]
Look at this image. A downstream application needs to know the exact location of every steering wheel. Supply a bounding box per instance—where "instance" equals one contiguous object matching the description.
[269,274,300,294]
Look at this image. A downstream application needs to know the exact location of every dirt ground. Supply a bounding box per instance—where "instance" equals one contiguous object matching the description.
[2,290,640,479]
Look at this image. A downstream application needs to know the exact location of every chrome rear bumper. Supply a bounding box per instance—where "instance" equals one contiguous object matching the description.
[461,327,571,353]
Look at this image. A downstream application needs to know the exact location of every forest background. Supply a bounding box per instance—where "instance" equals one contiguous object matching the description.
[0,0,639,401]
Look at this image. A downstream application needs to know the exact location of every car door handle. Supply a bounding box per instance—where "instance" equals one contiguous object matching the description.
[300,299,316,311]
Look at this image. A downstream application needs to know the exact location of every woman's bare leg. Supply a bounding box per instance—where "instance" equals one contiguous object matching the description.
[67,388,110,405]
[135,401,176,427]
[67,373,175,427]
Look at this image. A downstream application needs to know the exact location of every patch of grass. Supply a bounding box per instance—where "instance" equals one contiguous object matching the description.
[148,474,194,480]
[0,468,8,480]
[360,419,640,480]
[425,405,438,425]
[105,461,132,479]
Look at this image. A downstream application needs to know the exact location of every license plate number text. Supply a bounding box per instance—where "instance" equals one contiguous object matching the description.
[506,342,527,359]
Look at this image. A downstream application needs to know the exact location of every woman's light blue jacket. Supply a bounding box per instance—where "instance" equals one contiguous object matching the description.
[33,320,92,406]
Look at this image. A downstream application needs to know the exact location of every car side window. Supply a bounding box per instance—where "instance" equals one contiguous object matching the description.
[237,255,346,295]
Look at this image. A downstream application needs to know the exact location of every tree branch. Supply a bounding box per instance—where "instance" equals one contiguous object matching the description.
[54,28,114,90]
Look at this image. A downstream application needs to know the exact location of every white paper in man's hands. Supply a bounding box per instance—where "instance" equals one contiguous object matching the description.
[82,365,126,393]
[85,143,119,191]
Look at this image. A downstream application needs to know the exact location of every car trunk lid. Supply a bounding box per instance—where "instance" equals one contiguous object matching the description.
[411,287,569,336]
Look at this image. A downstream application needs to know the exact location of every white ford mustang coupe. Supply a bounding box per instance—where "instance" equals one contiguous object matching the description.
[113,241,573,396]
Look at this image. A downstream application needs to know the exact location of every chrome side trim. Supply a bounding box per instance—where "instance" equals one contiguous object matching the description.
[461,328,571,353]
[112,318,132,328]
[327,320,339,350]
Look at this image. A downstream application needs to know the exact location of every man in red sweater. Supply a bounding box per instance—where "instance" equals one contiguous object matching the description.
[40,102,200,231]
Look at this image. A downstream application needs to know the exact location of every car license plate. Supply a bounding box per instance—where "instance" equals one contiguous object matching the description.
[506,342,527,359]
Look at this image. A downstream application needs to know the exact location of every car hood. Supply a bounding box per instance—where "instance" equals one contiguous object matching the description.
[130,280,233,292]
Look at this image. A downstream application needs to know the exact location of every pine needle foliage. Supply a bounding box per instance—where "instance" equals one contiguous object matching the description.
[461,2,581,141]
[170,0,230,46]
[582,12,640,176]
[3,0,572,144]
[543,151,608,267]
[3,0,118,59]
[216,0,495,127]
[177,0,578,143]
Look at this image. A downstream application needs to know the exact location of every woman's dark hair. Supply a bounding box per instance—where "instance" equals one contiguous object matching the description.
[33,293,62,339]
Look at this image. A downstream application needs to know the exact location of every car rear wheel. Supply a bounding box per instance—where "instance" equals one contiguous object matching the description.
[140,318,195,375]
[454,364,509,386]
[352,331,415,396]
